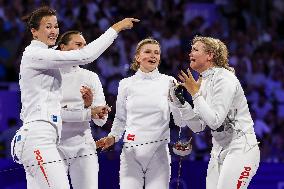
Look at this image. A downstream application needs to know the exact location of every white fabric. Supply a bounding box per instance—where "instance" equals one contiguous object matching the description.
[15,27,117,189]
[181,67,255,135]
[108,68,184,143]
[60,66,107,128]
[179,67,260,189]
[19,28,117,124]
[59,66,107,189]
[206,134,260,189]
[11,121,69,189]
[59,129,99,189]
[120,143,170,189]
[109,68,183,188]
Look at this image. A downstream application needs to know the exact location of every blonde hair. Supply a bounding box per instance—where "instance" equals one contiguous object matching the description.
[131,38,161,71]
[192,36,234,72]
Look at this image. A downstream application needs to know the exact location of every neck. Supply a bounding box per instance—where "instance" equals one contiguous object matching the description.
[140,67,155,73]
[198,64,214,73]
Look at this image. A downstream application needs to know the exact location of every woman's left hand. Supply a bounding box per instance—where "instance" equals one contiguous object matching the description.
[178,69,202,97]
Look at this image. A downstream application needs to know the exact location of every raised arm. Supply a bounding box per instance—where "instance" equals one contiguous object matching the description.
[25,18,140,69]
[179,69,237,131]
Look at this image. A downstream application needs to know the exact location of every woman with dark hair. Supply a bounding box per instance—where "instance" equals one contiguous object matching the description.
[11,6,138,189]
[58,30,110,189]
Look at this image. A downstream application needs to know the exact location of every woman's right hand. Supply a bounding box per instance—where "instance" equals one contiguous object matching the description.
[96,136,115,150]
[91,105,111,119]
[111,18,140,33]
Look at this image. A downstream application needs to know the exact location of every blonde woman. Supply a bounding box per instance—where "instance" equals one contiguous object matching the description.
[97,38,184,189]
[175,36,260,189]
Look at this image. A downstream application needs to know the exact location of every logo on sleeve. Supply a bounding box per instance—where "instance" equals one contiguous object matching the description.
[52,115,57,123]
[16,135,22,142]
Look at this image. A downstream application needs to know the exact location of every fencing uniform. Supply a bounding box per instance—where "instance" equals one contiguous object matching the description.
[11,28,117,189]
[176,67,260,189]
[109,68,183,189]
[59,66,107,189]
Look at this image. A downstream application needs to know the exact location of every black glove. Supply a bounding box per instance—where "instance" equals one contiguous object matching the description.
[174,85,185,105]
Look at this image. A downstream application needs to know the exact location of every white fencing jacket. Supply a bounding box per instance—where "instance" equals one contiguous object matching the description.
[19,28,117,124]
[176,67,257,146]
[109,69,184,144]
[60,66,107,139]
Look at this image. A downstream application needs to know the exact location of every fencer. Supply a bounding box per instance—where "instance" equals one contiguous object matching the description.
[97,38,185,189]
[11,6,139,189]
[170,36,260,189]
[58,30,110,189]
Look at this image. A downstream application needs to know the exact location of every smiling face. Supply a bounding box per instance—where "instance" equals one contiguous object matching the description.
[189,41,213,73]
[31,15,59,46]
[135,43,160,73]
[60,33,86,51]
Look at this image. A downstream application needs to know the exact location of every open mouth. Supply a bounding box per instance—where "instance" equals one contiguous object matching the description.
[48,36,57,41]
[148,60,157,64]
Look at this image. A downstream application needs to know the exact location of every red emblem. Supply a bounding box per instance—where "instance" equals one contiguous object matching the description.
[127,134,135,141]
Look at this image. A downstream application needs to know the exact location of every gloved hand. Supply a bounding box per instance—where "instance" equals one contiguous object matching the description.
[173,141,192,156]
[169,80,185,107]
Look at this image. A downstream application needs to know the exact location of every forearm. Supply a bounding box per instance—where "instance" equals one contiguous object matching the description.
[170,101,205,133]
[27,28,118,69]
[61,108,91,122]
[108,117,126,142]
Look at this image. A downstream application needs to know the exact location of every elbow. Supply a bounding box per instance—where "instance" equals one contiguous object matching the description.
[184,119,205,133]
[205,118,223,131]
[200,112,224,131]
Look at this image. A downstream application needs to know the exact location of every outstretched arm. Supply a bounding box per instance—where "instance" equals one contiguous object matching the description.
[26,18,140,69]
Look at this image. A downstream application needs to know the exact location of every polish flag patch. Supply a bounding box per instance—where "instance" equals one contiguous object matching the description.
[127,134,135,141]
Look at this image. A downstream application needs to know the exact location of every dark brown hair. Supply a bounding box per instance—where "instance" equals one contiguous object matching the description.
[57,30,82,48]
[22,6,56,30]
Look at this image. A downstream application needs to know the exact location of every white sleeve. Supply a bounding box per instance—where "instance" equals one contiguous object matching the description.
[61,108,91,122]
[171,101,206,133]
[25,28,117,69]
[108,79,127,142]
[169,102,184,127]
[91,73,107,126]
[193,75,237,130]
[168,76,204,132]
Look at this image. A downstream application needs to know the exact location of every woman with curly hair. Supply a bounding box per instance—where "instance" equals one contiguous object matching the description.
[172,36,260,189]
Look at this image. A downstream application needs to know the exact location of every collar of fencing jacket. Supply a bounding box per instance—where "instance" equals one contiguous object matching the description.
[136,68,160,80]
[30,40,49,49]
[200,67,217,79]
